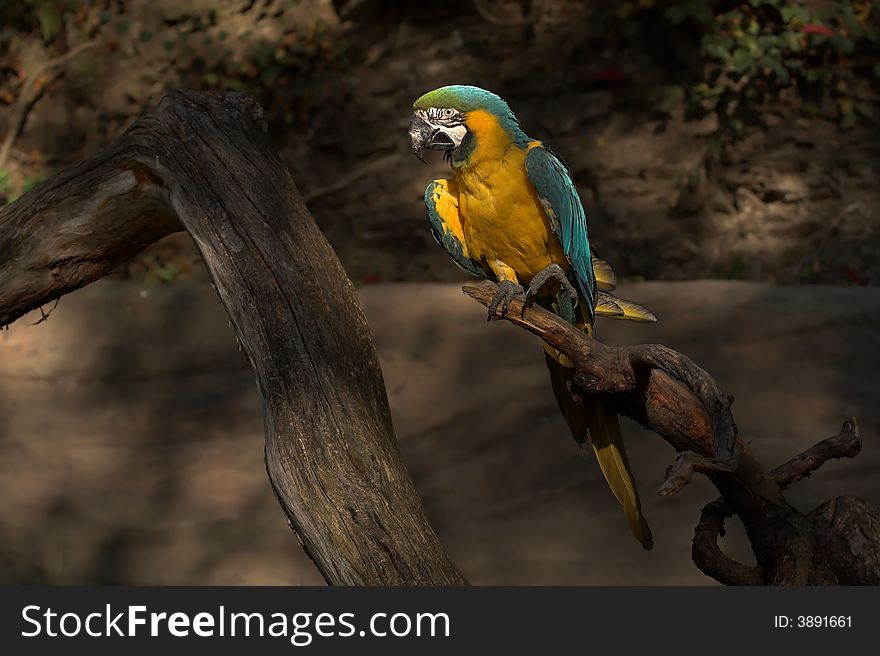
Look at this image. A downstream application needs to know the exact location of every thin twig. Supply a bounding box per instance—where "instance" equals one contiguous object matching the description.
[658,451,738,497]
[708,417,864,522]
[0,41,99,170]
[301,153,400,204]
[770,417,861,489]
[30,297,60,325]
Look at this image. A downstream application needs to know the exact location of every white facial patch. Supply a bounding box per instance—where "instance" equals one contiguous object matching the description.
[417,107,468,147]
[444,123,468,147]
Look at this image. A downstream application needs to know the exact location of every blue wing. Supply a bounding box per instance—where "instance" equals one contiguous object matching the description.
[525,145,596,322]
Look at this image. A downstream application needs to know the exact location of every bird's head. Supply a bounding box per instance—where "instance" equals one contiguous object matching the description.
[409,85,524,164]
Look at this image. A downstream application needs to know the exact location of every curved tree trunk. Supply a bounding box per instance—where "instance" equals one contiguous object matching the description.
[0,90,467,586]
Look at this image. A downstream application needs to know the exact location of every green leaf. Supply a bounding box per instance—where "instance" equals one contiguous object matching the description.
[654,84,685,113]
[730,47,752,72]
[704,41,730,60]
[766,58,789,84]
[37,5,63,43]
[740,35,759,53]
[854,101,874,118]
[155,262,181,283]
[22,171,47,193]
[729,118,745,136]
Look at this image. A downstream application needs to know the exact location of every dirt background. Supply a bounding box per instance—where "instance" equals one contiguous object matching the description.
[2,280,878,585]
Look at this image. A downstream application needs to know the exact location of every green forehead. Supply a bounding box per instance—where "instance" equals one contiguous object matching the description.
[413,85,508,114]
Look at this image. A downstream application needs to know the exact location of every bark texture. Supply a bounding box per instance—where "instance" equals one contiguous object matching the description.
[0,90,467,585]
[464,279,879,585]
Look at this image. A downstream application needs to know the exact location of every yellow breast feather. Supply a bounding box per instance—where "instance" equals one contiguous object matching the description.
[451,115,567,285]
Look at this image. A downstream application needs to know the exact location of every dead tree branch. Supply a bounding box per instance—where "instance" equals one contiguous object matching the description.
[694,418,863,584]
[692,499,765,586]
[770,417,861,489]
[0,90,466,586]
[463,279,879,585]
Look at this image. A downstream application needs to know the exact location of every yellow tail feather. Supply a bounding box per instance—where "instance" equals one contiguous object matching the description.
[541,281,654,548]
[595,291,657,323]
[591,255,617,292]
[591,254,658,323]
[595,293,625,318]
[544,350,653,550]
[583,402,653,550]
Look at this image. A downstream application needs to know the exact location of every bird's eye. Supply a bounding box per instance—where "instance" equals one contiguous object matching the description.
[442,108,456,118]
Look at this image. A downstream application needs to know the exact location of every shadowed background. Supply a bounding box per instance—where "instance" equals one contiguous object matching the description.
[0,0,878,584]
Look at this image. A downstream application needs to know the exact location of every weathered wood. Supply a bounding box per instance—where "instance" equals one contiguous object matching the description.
[770,417,862,489]
[0,90,467,585]
[811,496,880,585]
[692,500,764,586]
[463,279,878,585]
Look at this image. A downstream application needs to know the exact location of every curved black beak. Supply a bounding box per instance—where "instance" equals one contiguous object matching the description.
[409,114,455,162]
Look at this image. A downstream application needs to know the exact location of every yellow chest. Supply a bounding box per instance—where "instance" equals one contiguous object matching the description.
[453,143,566,284]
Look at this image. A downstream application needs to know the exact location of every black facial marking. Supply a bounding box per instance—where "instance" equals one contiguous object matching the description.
[424,107,464,127]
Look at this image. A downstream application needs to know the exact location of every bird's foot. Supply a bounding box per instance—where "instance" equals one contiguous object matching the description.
[523,263,578,313]
[487,280,525,321]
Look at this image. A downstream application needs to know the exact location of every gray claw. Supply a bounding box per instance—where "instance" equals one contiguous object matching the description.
[523,263,578,314]
[487,280,525,321]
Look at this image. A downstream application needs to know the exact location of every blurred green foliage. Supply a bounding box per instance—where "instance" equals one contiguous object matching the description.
[0,166,49,204]
[0,0,349,207]
[617,0,880,135]
[0,168,10,198]
[1,0,348,124]
[197,21,351,127]
[0,0,79,46]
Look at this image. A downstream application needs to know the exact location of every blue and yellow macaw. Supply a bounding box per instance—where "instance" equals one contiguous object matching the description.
[409,85,657,549]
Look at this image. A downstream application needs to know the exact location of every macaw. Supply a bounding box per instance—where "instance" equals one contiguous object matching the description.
[409,85,658,549]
